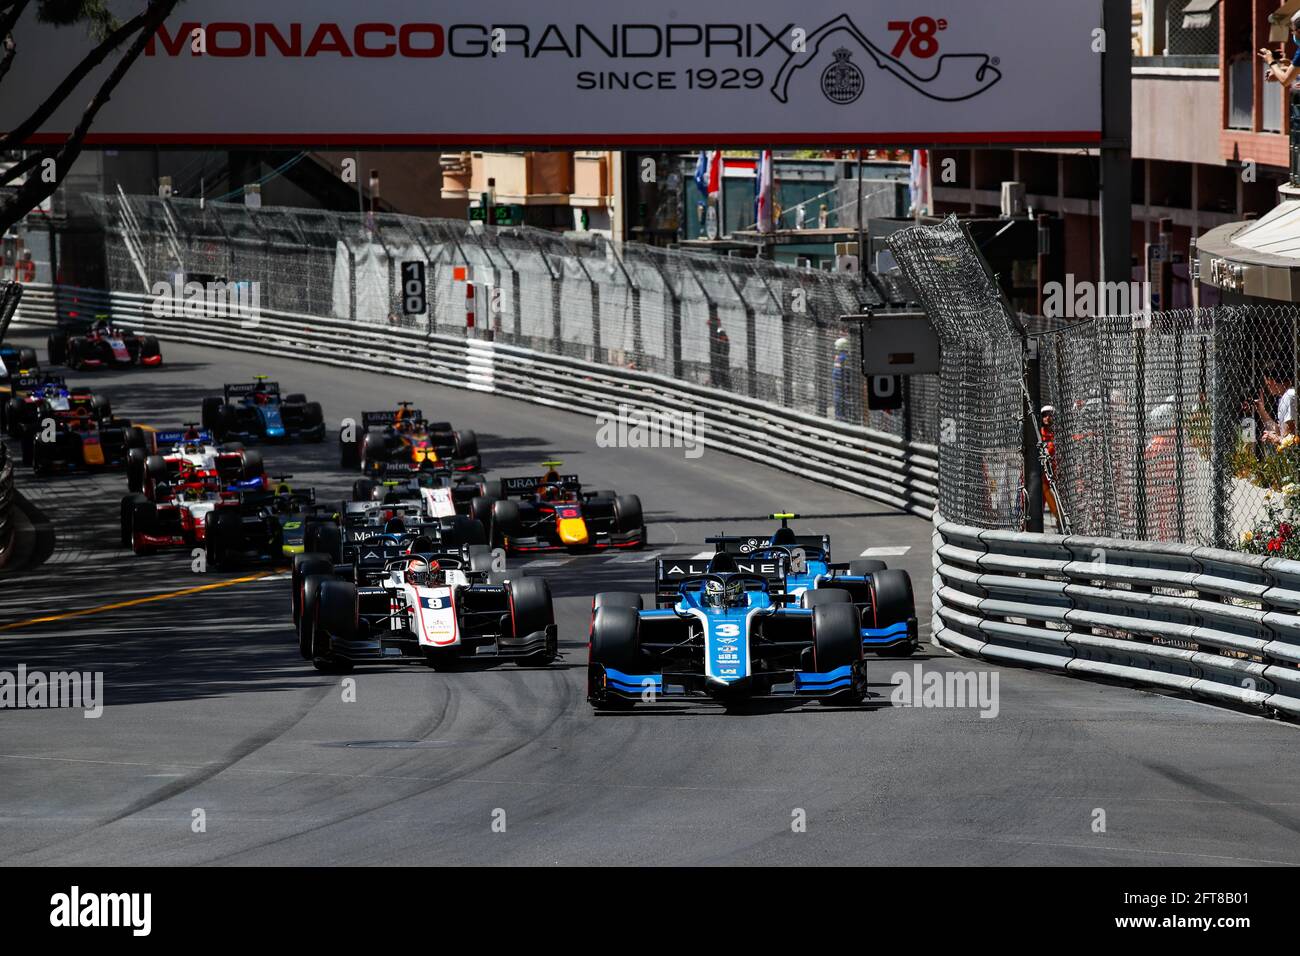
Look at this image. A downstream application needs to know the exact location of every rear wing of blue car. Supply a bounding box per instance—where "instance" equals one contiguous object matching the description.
[706,533,830,559]
[224,381,281,399]
[654,554,790,605]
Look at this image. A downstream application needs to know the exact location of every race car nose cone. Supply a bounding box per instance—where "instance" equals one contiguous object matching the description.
[557,517,589,546]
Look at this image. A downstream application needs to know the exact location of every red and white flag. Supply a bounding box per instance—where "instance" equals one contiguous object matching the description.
[909,149,931,218]
[756,150,774,233]
[707,150,722,199]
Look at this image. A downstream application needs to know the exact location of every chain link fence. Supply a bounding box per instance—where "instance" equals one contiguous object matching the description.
[62,193,940,447]
[886,214,1300,551]
[887,215,1026,529]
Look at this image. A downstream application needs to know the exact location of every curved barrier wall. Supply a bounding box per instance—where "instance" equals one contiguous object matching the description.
[14,283,938,517]
[931,512,1300,718]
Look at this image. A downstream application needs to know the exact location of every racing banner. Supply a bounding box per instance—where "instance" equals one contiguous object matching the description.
[3,1,1103,147]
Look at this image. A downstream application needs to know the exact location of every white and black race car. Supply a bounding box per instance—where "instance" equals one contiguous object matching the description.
[351,463,500,521]
[295,544,556,673]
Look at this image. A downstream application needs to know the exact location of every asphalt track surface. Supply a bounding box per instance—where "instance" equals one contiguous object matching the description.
[1,333,1298,867]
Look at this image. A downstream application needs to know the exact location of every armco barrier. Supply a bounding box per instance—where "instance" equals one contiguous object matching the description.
[0,439,13,560]
[13,283,938,516]
[931,511,1300,718]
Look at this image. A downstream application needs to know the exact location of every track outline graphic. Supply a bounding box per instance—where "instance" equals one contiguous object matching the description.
[769,13,1002,105]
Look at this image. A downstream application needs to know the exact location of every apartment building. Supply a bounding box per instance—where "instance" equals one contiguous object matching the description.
[931,0,1290,308]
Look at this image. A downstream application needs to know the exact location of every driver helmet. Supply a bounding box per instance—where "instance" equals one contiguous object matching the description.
[184,486,202,502]
[404,556,441,587]
[538,483,558,502]
[703,575,746,609]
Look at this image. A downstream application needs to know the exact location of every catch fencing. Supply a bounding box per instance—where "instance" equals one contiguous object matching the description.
[887,215,1300,554]
[78,192,941,453]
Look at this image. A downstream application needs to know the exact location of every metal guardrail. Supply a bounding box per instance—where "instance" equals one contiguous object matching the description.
[13,283,938,516]
[0,439,13,561]
[931,511,1300,719]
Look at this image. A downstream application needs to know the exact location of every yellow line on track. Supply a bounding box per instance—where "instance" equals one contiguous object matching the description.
[0,571,276,632]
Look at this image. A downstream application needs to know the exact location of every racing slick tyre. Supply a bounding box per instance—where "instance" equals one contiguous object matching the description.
[16,346,36,371]
[201,397,227,436]
[126,498,159,556]
[508,576,555,666]
[306,522,343,563]
[239,448,264,481]
[802,588,852,609]
[849,559,888,576]
[464,544,496,575]
[441,514,486,548]
[292,552,336,627]
[205,510,242,571]
[358,430,387,470]
[490,499,521,547]
[588,605,640,709]
[592,592,644,612]
[31,438,54,477]
[469,495,494,530]
[46,333,66,366]
[302,401,325,441]
[351,478,378,502]
[297,574,325,659]
[311,579,357,672]
[340,431,361,468]
[614,494,644,540]
[124,426,146,451]
[869,569,917,656]
[479,479,503,501]
[284,393,307,405]
[65,339,86,371]
[2,398,18,434]
[812,602,866,705]
[139,336,162,365]
[90,394,111,421]
[120,493,148,548]
[454,429,478,459]
[144,454,168,487]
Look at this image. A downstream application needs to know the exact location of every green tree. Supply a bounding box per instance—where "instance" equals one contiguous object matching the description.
[0,1,180,235]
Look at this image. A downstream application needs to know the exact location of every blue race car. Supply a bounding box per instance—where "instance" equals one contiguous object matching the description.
[201,376,325,443]
[687,514,919,656]
[586,550,868,710]
[0,341,38,384]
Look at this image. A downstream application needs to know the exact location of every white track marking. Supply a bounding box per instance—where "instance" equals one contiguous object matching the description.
[861,546,911,557]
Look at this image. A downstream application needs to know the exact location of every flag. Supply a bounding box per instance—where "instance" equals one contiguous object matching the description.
[756,150,774,233]
[693,151,709,197]
[708,150,722,199]
[909,149,931,217]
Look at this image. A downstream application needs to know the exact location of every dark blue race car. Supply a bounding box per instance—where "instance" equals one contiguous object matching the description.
[201,377,325,443]
[586,550,870,711]
[693,514,919,656]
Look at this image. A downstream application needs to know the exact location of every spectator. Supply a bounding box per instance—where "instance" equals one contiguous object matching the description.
[1259,12,1300,89]
[707,314,731,390]
[1255,366,1296,446]
[1040,405,1060,527]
